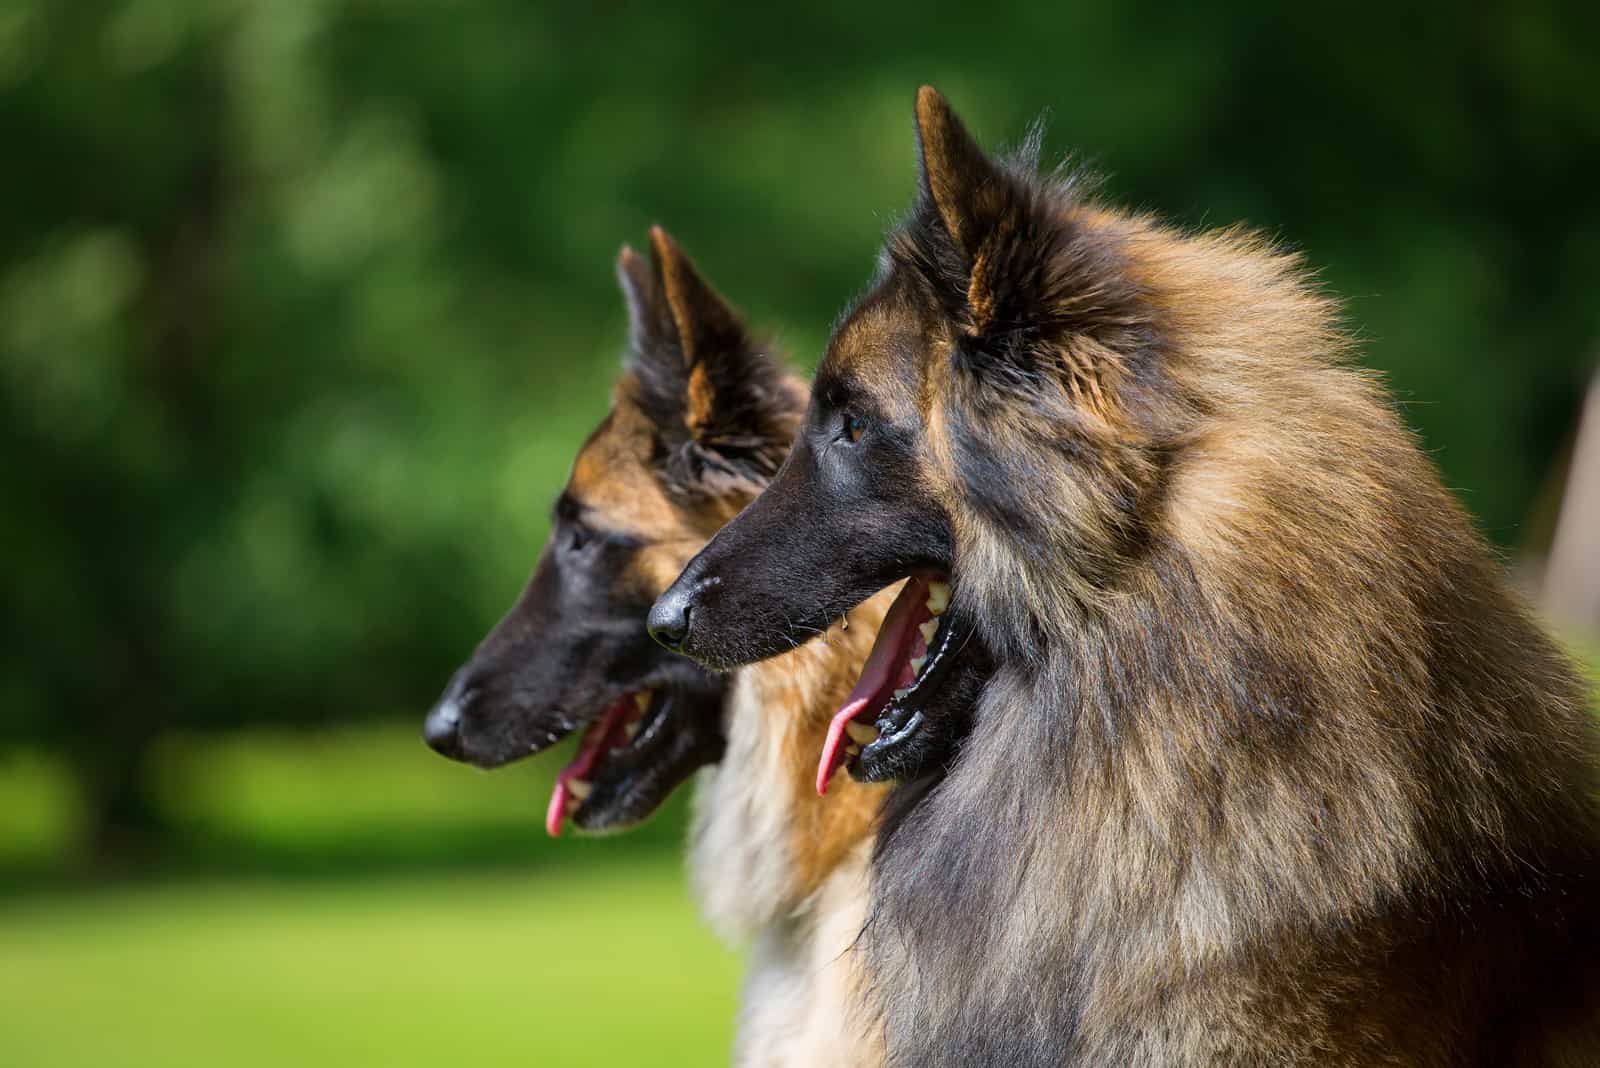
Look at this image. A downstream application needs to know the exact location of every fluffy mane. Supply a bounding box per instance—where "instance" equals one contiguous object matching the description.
[861,91,1600,1065]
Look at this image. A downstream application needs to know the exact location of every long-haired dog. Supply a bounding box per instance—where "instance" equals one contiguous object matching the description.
[425,228,890,1065]
[652,89,1600,1065]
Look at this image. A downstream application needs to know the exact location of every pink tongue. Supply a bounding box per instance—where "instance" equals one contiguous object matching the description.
[545,693,637,837]
[817,576,932,796]
[543,779,571,838]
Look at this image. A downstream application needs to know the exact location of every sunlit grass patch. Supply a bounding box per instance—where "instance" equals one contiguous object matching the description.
[0,859,737,1068]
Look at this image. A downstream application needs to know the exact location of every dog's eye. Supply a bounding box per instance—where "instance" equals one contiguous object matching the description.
[565,520,592,553]
[843,412,868,444]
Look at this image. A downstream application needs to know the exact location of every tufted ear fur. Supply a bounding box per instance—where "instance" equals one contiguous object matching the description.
[902,87,1158,402]
[615,227,798,498]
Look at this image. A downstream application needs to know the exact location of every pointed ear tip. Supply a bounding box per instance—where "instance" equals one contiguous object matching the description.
[616,243,641,269]
[647,224,677,259]
[915,85,950,127]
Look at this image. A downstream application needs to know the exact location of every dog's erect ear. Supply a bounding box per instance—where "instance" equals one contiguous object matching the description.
[611,244,662,351]
[912,87,1037,338]
[915,86,1009,262]
[906,89,1151,403]
[616,243,673,357]
[647,226,773,448]
[617,233,748,384]
[619,227,796,496]
[650,227,749,378]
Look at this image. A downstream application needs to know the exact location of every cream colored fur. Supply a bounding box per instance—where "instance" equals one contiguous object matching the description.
[691,615,887,1066]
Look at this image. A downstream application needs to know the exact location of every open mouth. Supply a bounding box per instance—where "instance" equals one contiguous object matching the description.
[545,689,658,836]
[817,574,953,795]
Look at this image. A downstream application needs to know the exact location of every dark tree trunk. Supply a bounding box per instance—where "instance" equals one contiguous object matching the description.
[72,734,167,869]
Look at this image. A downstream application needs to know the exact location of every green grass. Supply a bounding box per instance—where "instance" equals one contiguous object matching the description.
[0,724,736,1066]
[0,858,740,1067]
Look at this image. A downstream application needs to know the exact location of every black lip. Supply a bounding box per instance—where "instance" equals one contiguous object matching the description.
[850,591,985,784]
[429,676,602,771]
[851,616,956,783]
[570,682,725,834]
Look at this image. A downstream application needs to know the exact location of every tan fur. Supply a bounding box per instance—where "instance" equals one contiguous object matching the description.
[568,397,682,542]
[567,391,708,600]
[686,362,717,436]
[693,587,895,1066]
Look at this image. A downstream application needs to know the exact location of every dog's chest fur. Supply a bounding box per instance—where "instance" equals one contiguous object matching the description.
[690,612,887,1067]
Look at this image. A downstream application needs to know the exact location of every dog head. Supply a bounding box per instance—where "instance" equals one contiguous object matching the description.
[652,87,1206,786]
[426,227,804,834]
[651,89,1187,787]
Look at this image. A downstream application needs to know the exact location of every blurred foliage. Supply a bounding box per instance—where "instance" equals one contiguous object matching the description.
[1,0,1597,855]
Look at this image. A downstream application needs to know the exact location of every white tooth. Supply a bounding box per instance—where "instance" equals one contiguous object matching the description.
[566,779,592,801]
[624,719,641,741]
[909,655,927,675]
[634,691,652,713]
[844,743,861,757]
[845,720,879,746]
[926,581,951,615]
[893,687,910,701]
[918,620,939,645]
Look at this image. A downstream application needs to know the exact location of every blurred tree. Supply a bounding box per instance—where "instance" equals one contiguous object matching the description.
[0,0,1595,858]
[0,1,617,855]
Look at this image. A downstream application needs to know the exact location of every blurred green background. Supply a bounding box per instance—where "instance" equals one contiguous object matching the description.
[2,1,1598,1064]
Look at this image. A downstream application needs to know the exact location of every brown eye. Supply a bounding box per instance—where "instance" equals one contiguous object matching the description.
[845,413,868,444]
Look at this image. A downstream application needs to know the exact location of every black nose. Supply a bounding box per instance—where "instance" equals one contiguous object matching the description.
[648,585,694,651]
[423,685,468,760]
